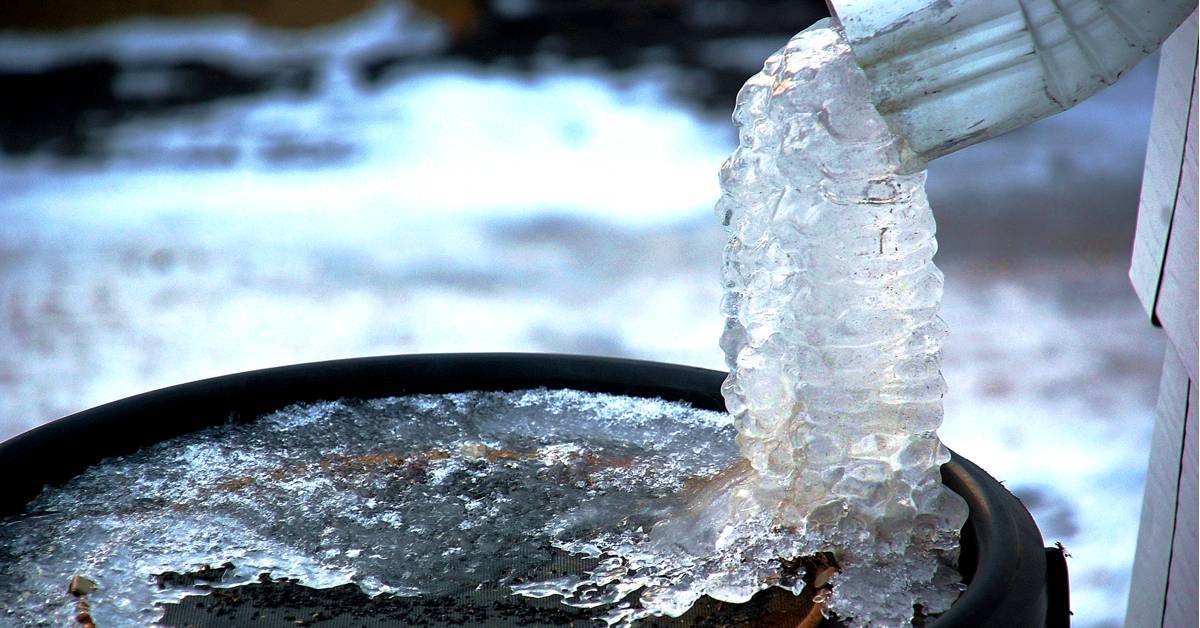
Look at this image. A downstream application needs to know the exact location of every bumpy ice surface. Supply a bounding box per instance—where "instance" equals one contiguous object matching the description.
[511,22,970,627]
[715,20,969,624]
[0,390,737,626]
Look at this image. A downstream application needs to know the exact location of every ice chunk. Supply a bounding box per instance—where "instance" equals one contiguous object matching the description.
[713,20,969,624]
[526,20,969,626]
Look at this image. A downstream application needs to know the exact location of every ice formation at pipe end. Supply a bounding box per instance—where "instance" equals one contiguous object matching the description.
[714,20,970,625]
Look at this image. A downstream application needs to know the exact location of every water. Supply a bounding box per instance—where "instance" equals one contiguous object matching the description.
[0,390,739,625]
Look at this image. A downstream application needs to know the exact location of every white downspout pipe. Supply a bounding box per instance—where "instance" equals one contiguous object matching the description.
[825,0,1196,172]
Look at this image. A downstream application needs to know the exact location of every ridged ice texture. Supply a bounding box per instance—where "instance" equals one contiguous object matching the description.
[510,22,969,627]
[715,20,969,624]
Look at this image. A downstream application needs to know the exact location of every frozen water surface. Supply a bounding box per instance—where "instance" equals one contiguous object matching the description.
[0,390,737,626]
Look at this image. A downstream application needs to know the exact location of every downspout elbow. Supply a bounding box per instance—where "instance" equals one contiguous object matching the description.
[826,0,1197,172]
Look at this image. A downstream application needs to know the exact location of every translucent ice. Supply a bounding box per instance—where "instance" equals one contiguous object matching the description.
[715,20,970,623]
[527,20,970,626]
[0,391,737,626]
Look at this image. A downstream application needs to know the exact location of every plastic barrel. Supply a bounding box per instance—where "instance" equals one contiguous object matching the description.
[0,353,1070,626]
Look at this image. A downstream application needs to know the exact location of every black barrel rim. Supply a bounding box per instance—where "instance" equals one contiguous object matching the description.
[0,353,1053,626]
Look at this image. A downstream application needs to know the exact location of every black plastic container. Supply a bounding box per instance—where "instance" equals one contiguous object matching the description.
[0,353,1069,626]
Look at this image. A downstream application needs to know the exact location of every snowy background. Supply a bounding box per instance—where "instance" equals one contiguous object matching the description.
[0,2,1166,626]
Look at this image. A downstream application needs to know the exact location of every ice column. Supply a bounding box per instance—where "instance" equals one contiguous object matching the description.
[716,19,969,620]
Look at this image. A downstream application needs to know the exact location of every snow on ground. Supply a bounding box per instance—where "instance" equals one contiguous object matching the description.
[0,12,1166,628]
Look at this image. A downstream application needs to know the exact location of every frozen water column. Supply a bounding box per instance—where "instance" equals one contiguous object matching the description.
[825,0,1196,172]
